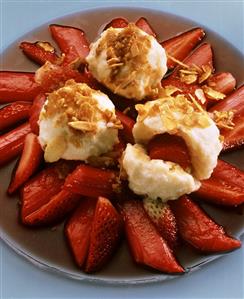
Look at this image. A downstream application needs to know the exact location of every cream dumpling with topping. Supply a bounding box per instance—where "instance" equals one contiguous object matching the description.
[133,94,223,180]
[122,144,201,202]
[86,24,167,101]
[38,80,121,162]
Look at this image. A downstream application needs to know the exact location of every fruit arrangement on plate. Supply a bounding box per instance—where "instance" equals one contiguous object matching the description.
[0,16,244,275]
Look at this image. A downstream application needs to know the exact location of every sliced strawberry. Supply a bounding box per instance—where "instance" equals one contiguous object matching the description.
[35,62,99,92]
[119,199,184,273]
[115,110,135,144]
[24,190,81,226]
[0,71,41,103]
[182,43,213,70]
[148,134,191,170]
[170,196,241,252]
[49,24,90,65]
[209,85,244,151]
[85,197,123,273]
[29,93,46,134]
[193,159,244,206]
[0,101,32,131]
[207,72,236,95]
[104,17,128,30]
[64,164,117,198]
[135,17,156,37]
[0,122,31,167]
[161,28,205,69]
[143,198,178,250]
[65,198,97,267]
[21,161,76,221]
[8,133,43,194]
[20,41,59,65]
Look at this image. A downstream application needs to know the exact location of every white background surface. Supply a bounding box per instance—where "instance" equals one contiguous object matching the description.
[0,1,244,298]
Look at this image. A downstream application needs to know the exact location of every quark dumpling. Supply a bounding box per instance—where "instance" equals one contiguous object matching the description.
[122,144,200,202]
[39,80,121,162]
[86,23,167,101]
[133,94,223,180]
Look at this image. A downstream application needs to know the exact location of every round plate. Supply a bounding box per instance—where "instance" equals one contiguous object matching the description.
[1,7,244,285]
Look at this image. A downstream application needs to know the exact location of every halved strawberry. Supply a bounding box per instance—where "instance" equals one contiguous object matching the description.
[20,41,59,65]
[49,24,90,65]
[104,17,128,30]
[65,198,97,267]
[182,43,213,70]
[0,122,31,167]
[193,159,244,206]
[148,133,191,170]
[135,17,156,37]
[0,71,41,103]
[209,85,244,151]
[207,72,236,95]
[21,161,76,221]
[8,133,43,194]
[35,62,99,92]
[24,189,81,226]
[170,196,241,252]
[29,93,46,134]
[85,197,123,273]
[0,101,32,131]
[161,28,205,69]
[119,199,184,273]
[64,164,117,198]
[115,110,135,144]
[143,198,178,250]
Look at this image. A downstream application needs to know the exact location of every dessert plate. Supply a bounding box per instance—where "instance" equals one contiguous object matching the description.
[0,7,243,284]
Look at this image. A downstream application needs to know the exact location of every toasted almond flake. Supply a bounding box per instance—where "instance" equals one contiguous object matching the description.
[195,88,206,104]
[202,85,226,100]
[188,94,205,112]
[166,53,189,69]
[44,135,67,162]
[68,121,97,132]
[211,110,235,130]
[164,85,182,96]
[180,73,198,84]
[37,41,55,53]
[179,69,198,75]
[199,65,212,83]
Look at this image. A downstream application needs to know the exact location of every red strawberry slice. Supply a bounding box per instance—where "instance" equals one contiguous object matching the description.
[24,189,81,226]
[35,62,99,92]
[182,42,213,70]
[143,198,178,250]
[148,133,191,170]
[20,41,59,65]
[104,17,129,30]
[21,161,76,221]
[170,196,241,252]
[49,24,90,65]
[8,133,43,194]
[0,122,31,167]
[135,17,156,37]
[64,164,117,198]
[194,159,244,206]
[0,71,41,103]
[207,72,236,95]
[116,110,135,144]
[161,28,205,69]
[119,199,184,273]
[209,85,244,151]
[0,101,32,131]
[29,93,46,134]
[85,197,123,273]
[65,198,97,267]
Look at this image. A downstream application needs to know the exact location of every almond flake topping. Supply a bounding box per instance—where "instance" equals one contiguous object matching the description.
[37,41,55,53]
[202,85,226,100]
[211,110,235,130]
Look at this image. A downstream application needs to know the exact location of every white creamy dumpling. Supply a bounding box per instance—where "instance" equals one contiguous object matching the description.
[86,24,167,101]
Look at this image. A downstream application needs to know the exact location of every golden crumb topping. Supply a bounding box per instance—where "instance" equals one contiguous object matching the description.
[41,79,121,133]
[135,94,211,131]
[211,110,235,130]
